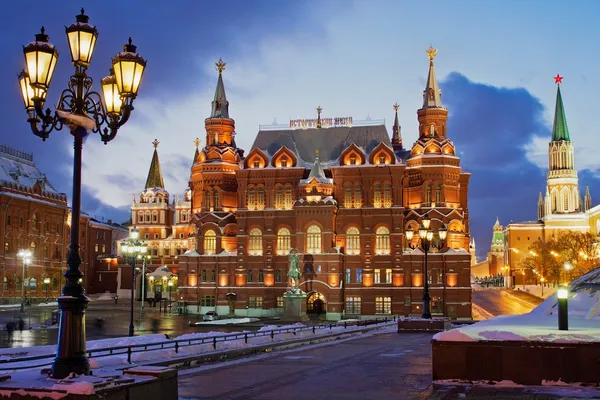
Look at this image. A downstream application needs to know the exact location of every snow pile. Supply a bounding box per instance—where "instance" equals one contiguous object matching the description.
[435,268,600,343]
[518,285,557,299]
[191,317,259,325]
[94,293,115,301]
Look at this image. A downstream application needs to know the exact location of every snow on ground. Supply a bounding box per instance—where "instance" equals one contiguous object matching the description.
[517,285,558,299]
[93,294,114,301]
[436,269,600,343]
[192,317,259,325]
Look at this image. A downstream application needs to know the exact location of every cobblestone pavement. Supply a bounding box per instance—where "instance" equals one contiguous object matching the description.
[178,331,600,400]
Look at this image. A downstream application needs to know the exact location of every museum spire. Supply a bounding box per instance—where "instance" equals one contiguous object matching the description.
[210,58,230,119]
[422,46,443,109]
[145,139,165,189]
[391,103,403,150]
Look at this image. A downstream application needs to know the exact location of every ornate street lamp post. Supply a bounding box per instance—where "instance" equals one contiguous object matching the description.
[406,215,447,319]
[44,277,51,301]
[17,249,32,312]
[17,9,146,378]
[121,227,147,337]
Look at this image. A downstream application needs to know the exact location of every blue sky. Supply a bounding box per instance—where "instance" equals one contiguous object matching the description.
[2,0,600,259]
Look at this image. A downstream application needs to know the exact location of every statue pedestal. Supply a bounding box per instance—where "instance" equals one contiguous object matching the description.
[282,289,309,322]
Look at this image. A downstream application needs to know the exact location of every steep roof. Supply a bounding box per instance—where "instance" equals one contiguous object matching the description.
[251,124,390,164]
[551,84,570,142]
[421,46,443,109]
[209,59,230,119]
[145,141,165,190]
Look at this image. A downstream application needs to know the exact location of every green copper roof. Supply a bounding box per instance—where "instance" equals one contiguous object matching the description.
[144,149,165,189]
[551,85,570,142]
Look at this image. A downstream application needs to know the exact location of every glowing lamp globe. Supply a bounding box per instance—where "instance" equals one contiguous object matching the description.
[130,226,139,240]
[101,71,122,115]
[23,27,59,90]
[422,214,431,230]
[65,9,98,67]
[405,230,414,241]
[18,70,46,111]
[438,225,447,241]
[557,288,568,299]
[112,38,146,98]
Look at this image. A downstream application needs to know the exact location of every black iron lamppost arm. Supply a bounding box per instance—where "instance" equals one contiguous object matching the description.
[129,255,136,337]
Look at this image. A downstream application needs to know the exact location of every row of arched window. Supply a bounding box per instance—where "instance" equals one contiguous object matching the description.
[6,211,63,234]
[247,185,294,210]
[137,210,160,224]
[202,226,392,256]
[343,182,392,208]
[424,184,442,204]
[203,189,220,211]
[550,186,579,213]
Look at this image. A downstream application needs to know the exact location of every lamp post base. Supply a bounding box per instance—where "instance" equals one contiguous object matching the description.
[51,295,90,379]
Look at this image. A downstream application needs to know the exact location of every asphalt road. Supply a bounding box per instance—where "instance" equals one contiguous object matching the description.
[472,289,543,318]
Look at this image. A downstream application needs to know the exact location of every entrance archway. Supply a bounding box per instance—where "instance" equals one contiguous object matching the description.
[307,292,326,315]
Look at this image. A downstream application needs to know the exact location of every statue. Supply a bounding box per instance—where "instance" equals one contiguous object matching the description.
[287,250,302,291]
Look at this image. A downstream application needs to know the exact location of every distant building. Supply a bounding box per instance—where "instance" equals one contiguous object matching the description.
[504,80,600,285]
[130,49,474,320]
[471,217,506,280]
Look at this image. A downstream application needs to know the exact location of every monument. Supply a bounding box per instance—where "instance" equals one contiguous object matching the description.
[282,250,309,322]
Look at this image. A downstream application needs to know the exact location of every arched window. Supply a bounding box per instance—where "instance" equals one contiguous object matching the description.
[284,186,293,209]
[281,157,288,167]
[152,211,158,223]
[145,211,151,223]
[248,228,263,256]
[425,184,432,204]
[247,187,256,210]
[203,230,217,255]
[306,225,321,254]
[346,227,360,255]
[213,191,219,210]
[354,184,362,208]
[375,226,390,255]
[204,190,211,210]
[350,154,357,165]
[435,184,441,203]
[257,187,265,210]
[344,184,352,208]
[373,183,382,208]
[430,124,435,136]
[275,186,283,209]
[277,228,291,255]
[383,183,392,207]
[552,191,557,211]
[32,214,39,231]
[137,212,144,223]
[563,191,569,211]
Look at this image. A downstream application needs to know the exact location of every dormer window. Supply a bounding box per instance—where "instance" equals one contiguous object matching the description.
[281,157,288,167]
[253,160,259,168]
[379,155,386,164]
[350,155,357,165]
[311,186,317,195]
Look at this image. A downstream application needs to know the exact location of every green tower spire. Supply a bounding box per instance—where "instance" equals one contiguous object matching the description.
[551,75,570,142]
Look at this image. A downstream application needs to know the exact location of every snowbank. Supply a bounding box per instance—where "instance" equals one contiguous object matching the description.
[518,285,557,299]
[191,317,259,325]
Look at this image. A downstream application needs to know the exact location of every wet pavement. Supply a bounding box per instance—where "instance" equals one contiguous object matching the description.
[472,289,542,317]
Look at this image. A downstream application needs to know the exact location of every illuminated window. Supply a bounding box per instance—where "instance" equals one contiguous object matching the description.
[204,190,211,210]
[257,187,265,210]
[346,227,360,255]
[375,226,390,255]
[386,268,392,284]
[275,186,283,209]
[281,157,288,167]
[354,184,362,208]
[375,296,392,314]
[248,228,263,255]
[379,155,386,164]
[277,228,291,255]
[373,183,382,208]
[213,191,219,210]
[247,187,256,210]
[306,225,321,254]
[374,269,381,284]
[344,184,352,208]
[350,154,357,165]
[248,296,263,308]
[435,184,441,203]
[203,230,216,255]
[32,214,39,230]
[425,184,432,204]
[384,183,392,207]
[277,296,284,307]
[253,160,259,168]
[284,186,293,209]
[345,296,361,314]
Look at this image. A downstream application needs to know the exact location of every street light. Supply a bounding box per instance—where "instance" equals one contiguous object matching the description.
[17,249,32,312]
[557,286,568,330]
[121,227,147,337]
[43,277,51,301]
[406,214,447,319]
[18,9,146,378]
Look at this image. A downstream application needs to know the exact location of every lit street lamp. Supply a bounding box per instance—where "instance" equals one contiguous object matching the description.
[557,286,568,331]
[44,277,51,301]
[18,9,146,378]
[17,249,32,312]
[121,227,147,337]
[406,214,447,319]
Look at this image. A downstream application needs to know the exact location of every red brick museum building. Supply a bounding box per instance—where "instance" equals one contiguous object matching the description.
[133,49,473,320]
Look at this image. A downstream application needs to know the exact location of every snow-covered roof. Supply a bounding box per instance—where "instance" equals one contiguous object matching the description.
[0,145,60,194]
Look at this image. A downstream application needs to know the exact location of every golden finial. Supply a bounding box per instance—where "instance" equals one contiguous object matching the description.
[426,45,437,61]
[393,103,399,112]
[215,58,226,73]
[152,139,159,149]
[194,137,201,148]
[315,148,319,158]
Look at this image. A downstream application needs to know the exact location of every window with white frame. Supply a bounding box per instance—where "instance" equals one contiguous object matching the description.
[344,183,352,208]
[345,296,361,314]
[354,184,362,208]
[247,187,256,210]
[373,183,382,208]
[374,269,381,284]
[248,296,262,308]
[384,183,392,207]
[346,227,360,255]
[284,186,293,209]
[204,230,216,255]
[306,225,321,254]
[275,186,284,209]
[375,296,392,314]
[248,228,263,255]
[277,296,284,308]
[276,228,291,255]
[375,226,391,255]
[385,268,392,284]
[257,187,265,210]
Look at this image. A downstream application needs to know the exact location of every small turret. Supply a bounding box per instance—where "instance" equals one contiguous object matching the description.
[422,46,443,109]
[391,103,403,151]
[145,139,165,190]
[538,191,544,220]
[585,185,592,212]
[210,58,229,119]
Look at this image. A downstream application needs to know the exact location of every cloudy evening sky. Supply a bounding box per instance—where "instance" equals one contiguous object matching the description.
[2,0,599,258]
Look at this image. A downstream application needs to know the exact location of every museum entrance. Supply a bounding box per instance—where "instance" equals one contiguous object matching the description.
[307,292,326,315]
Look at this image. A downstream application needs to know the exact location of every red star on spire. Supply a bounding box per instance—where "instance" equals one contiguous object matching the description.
[554,74,563,85]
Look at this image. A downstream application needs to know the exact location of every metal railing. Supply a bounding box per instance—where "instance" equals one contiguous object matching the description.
[0,317,395,371]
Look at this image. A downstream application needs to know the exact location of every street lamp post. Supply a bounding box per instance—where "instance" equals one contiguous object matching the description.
[44,277,51,301]
[405,215,447,319]
[140,255,150,318]
[17,9,146,378]
[121,227,147,337]
[17,249,32,312]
